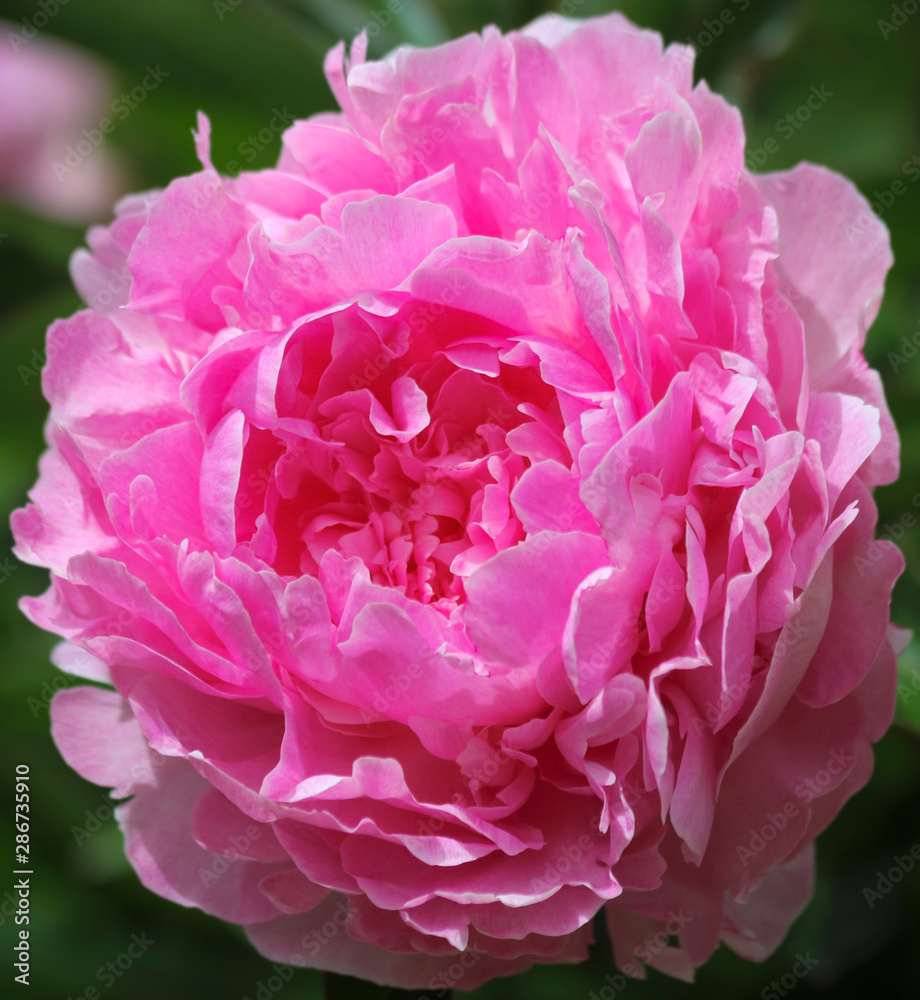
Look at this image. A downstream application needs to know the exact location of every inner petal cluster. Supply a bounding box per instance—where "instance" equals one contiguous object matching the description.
[221,315,567,606]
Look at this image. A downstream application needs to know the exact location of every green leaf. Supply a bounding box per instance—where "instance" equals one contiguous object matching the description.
[894,641,920,734]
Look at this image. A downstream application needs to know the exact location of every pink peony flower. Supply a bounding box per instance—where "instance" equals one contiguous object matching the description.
[13,12,904,990]
[0,23,121,221]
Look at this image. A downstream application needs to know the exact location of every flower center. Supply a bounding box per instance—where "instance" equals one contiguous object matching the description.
[235,344,564,608]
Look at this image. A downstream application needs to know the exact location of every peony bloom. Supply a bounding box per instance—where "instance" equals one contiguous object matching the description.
[13,12,904,991]
[0,23,120,221]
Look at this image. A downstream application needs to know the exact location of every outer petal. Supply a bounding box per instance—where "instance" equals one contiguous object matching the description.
[753,164,893,384]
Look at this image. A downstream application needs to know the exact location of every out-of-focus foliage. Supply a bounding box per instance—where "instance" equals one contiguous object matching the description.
[0,1,917,997]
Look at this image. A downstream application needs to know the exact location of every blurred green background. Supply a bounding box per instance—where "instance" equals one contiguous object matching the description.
[1,0,918,997]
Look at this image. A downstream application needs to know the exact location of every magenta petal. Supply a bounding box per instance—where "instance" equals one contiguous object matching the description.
[118,760,287,923]
[51,687,153,798]
[754,164,893,384]
[464,531,608,669]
